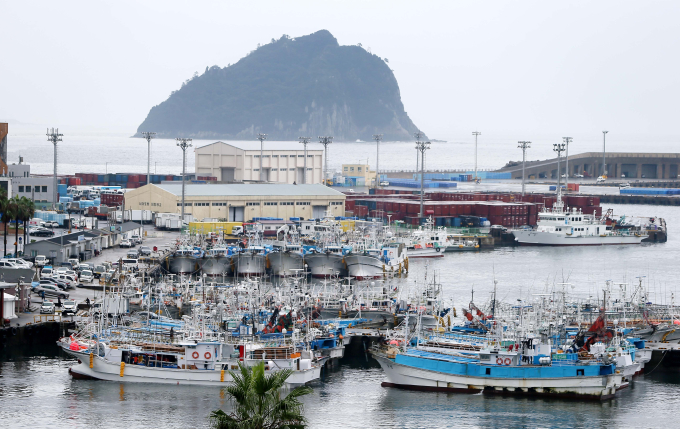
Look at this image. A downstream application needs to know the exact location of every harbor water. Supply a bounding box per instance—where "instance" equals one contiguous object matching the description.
[1,203,678,428]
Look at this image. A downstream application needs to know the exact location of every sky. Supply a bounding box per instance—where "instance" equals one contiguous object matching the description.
[2,0,679,143]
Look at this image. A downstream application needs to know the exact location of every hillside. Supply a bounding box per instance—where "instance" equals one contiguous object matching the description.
[135,30,424,141]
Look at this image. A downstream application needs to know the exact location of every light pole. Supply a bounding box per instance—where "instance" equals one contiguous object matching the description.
[414,131,424,175]
[319,136,333,186]
[416,139,431,217]
[517,141,531,196]
[602,131,609,177]
[373,134,383,188]
[257,133,267,182]
[563,137,572,188]
[141,132,156,185]
[472,131,481,181]
[176,138,193,221]
[46,128,63,208]
[553,142,566,191]
[299,137,310,184]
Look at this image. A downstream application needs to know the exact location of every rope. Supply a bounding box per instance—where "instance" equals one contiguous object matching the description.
[644,349,667,375]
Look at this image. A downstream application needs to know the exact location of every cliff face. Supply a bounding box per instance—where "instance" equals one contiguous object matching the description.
[135,30,424,141]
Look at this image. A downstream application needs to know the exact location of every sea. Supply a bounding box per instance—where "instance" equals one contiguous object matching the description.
[3,131,680,428]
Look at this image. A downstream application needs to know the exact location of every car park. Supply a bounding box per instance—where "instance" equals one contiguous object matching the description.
[39,278,69,291]
[54,274,77,289]
[40,301,56,314]
[33,284,69,299]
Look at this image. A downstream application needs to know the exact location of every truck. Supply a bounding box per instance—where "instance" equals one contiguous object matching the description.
[123,209,152,223]
[166,218,182,231]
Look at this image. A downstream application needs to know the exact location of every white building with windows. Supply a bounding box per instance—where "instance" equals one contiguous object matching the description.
[9,162,55,203]
[194,141,324,184]
[123,183,345,222]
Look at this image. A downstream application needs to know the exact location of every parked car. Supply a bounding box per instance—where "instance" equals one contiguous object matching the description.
[46,221,60,228]
[573,174,584,178]
[40,267,54,279]
[33,284,69,299]
[380,181,390,186]
[5,258,33,268]
[62,300,78,315]
[120,239,132,248]
[34,255,48,267]
[39,278,69,291]
[68,258,80,269]
[131,235,143,245]
[138,246,152,257]
[596,176,606,183]
[126,249,140,259]
[40,301,56,314]
[54,274,77,289]
[104,270,120,284]
[93,265,107,279]
[0,260,19,268]
[31,228,55,237]
[80,270,94,283]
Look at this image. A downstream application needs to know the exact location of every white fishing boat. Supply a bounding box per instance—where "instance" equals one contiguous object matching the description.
[304,245,350,278]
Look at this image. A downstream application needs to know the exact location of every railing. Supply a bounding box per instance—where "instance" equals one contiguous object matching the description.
[33,314,62,323]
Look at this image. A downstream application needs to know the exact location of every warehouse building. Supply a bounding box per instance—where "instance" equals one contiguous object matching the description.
[124,183,345,222]
[194,141,324,184]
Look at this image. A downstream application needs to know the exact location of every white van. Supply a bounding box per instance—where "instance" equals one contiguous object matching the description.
[121,258,139,271]
[41,267,54,279]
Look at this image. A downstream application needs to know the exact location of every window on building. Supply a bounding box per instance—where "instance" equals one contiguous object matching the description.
[280,155,288,158]
[18,186,24,192]
[272,155,278,157]
[271,168,277,171]
[253,169,259,172]
[34,186,41,193]
[344,167,348,171]
[358,167,362,172]
[212,202,226,206]
[254,155,260,158]
[307,155,312,157]
[350,167,354,171]
[184,202,192,206]
[42,186,48,192]
[281,202,294,206]
[306,168,312,171]
[296,202,311,206]
[331,201,343,205]
[297,155,304,157]
[246,202,260,206]
[264,202,277,206]
[263,155,270,157]
[289,168,295,171]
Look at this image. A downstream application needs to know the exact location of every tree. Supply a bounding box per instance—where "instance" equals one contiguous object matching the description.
[9,196,21,256]
[19,197,35,253]
[0,190,11,256]
[209,362,312,429]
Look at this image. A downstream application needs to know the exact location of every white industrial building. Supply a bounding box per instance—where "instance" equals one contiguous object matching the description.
[124,183,345,222]
[9,162,54,203]
[194,141,324,184]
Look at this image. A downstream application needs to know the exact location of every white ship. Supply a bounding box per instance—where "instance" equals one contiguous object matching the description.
[399,218,447,258]
[513,188,647,246]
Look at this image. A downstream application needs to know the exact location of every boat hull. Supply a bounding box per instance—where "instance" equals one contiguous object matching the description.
[268,252,303,277]
[168,256,198,275]
[345,254,384,280]
[304,254,347,278]
[200,256,230,277]
[512,230,646,246]
[407,248,444,258]
[372,353,621,400]
[233,253,266,276]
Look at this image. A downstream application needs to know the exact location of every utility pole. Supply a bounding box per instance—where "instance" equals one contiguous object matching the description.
[517,141,531,196]
[602,131,609,177]
[299,137,310,184]
[373,134,382,187]
[257,133,267,182]
[553,142,566,192]
[414,131,424,177]
[318,136,333,186]
[46,128,63,208]
[176,138,192,221]
[416,138,431,217]
[141,132,156,186]
[472,131,481,181]
[563,137,572,189]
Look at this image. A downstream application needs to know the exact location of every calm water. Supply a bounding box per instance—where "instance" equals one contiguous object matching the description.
[0,203,677,428]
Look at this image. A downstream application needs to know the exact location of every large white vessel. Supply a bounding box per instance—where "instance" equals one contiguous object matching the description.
[513,189,647,246]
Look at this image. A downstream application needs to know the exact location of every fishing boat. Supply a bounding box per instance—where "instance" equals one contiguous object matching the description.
[512,188,647,246]
[304,245,350,278]
[267,244,304,277]
[168,246,201,275]
[233,246,268,277]
[200,248,231,277]
[345,243,408,280]
[371,338,624,400]
[401,218,447,258]
[61,338,321,386]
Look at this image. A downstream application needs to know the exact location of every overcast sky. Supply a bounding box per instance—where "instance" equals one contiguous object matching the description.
[2,1,679,141]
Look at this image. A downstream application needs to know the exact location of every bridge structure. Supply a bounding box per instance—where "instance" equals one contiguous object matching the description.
[497,152,680,180]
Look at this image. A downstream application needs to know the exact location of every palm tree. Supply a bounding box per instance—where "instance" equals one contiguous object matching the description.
[8,196,21,257]
[0,189,11,257]
[19,197,35,253]
[209,362,312,429]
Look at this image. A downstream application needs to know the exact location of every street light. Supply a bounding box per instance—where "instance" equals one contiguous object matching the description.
[416,138,431,217]
[299,137,310,184]
[553,143,566,196]
[562,137,572,188]
[257,133,267,182]
[602,131,609,177]
[176,138,193,221]
[319,136,333,186]
[105,162,109,174]
[141,131,156,185]
[373,134,383,188]
[517,141,531,196]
